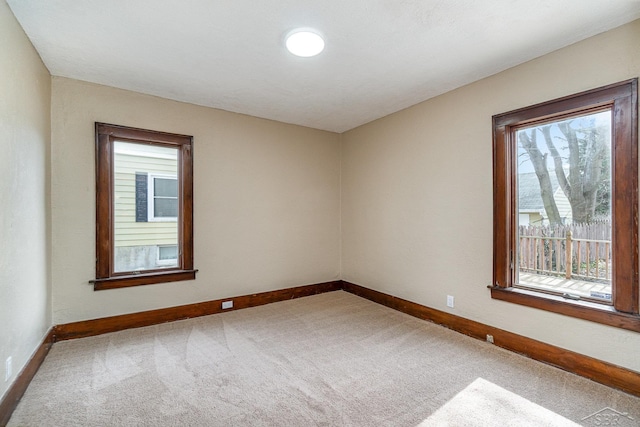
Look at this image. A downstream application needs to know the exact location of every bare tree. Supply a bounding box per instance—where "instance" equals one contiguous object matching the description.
[518,128,562,225]
[519,118,609,224]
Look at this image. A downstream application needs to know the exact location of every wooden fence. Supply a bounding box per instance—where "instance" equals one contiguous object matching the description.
[518,222,611,282]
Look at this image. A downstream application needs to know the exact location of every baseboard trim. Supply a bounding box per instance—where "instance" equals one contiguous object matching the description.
[0,328,55,427]
[55,280,342,341]
[341,280,640,397]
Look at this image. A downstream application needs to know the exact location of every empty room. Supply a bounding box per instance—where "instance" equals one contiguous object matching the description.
[2,0,640,425]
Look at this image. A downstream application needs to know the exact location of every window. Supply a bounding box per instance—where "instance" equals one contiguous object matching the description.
[492,79,639,332]
[148,174,178,221]
[92,123,196,290]
[157,245,178,266]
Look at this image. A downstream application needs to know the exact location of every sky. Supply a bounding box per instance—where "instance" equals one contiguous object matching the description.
[516,110,611,175]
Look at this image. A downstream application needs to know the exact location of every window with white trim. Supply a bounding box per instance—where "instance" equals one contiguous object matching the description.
[148,174,178,221]
[157,245,179,266]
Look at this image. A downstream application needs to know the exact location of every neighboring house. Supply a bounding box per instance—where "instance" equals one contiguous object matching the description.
[518,171,572,226]
[113,142,178,272]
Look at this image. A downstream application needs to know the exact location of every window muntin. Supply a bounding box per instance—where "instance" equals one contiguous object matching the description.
[492,80,639,332]
[93,123,196,290]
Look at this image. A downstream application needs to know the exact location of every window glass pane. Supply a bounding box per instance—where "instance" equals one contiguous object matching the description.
[515,110,612,302]
[154,198,178,218]
[113,141,179,272]
[154,177,177,197]
[158,245,178,260]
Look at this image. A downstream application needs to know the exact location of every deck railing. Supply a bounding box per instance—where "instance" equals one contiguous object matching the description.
[519,227,611,282]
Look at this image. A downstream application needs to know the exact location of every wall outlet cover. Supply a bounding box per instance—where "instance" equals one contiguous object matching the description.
[5,356,12,381]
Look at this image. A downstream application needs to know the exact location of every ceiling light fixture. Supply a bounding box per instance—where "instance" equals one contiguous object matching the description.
[285,29,325,57]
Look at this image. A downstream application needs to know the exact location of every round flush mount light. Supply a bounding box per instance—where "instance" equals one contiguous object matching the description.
[285,29,325,57]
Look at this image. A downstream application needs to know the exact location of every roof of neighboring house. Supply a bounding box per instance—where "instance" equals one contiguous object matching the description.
[518,171,560,212]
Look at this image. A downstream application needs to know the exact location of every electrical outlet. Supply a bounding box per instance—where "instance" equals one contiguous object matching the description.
[221,300,233,309]
[486,334,494,344]
[5,357,12,382]
[446,295,454,308]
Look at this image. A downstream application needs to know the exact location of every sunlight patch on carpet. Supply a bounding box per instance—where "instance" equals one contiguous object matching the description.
[418,378,580,426]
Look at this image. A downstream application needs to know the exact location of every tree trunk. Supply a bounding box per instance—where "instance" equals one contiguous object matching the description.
[557,122,606,223]
[518,130,563,225]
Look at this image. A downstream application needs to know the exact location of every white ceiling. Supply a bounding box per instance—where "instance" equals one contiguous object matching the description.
[8,0,640,133]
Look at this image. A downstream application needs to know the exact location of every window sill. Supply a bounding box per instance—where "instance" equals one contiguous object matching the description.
[91,269,198,291]
[490,286,640,333]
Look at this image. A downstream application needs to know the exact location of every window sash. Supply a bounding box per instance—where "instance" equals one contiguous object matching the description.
[148,174,178,221]
[157,245,179,266]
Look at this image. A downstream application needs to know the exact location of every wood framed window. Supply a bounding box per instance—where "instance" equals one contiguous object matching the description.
[491,79,639,332]
[92,123,196,290]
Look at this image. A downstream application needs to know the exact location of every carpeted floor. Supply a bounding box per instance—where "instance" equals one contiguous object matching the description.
[8,291,640,426]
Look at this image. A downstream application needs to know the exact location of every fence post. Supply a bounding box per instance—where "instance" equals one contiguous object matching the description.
[565,230,572,279]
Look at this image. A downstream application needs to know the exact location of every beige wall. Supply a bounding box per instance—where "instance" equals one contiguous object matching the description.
[51,77,341,324]
[341,20,640,372]
[0,1,52,400]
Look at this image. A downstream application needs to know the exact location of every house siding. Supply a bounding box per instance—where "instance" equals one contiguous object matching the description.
[114,151,178,248]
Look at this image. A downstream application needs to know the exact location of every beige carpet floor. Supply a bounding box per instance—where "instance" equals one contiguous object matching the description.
[8,291,640,426]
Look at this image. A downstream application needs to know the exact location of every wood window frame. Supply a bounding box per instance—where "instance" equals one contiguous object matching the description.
[491,79,640,332]
[92,123,196,290]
